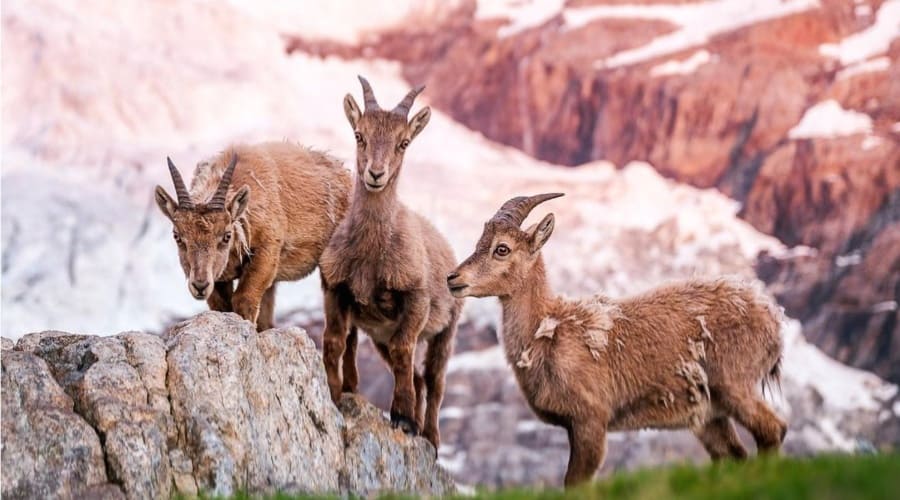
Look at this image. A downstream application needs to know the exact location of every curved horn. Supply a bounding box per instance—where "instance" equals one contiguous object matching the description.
[392,84,425,117]
[358,75,380,111]
[208,153,238,210]
[492,193,565,226]
[167,157,193,209]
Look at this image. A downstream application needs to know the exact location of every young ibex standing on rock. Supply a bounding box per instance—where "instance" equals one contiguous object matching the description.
[319,77,462,451]
[155,142,351,331]
[448,193,787,486]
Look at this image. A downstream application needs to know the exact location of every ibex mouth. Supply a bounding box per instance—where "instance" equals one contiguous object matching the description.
[448,283,469,297]
[364,181,386,192]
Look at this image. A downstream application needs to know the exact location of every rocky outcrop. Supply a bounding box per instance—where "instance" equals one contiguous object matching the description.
[1,313,454,499]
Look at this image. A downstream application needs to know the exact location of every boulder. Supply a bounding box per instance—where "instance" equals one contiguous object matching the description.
[1,312,454,499]
[1,350,115,499]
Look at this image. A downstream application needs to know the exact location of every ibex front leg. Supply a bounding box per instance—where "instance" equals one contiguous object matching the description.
[322,287,352,403]
[207,281,234,312]
[232,246,278,326]
[388,292,429,436]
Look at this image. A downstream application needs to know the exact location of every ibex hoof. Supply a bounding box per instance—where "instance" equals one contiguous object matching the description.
[390,411,419,436]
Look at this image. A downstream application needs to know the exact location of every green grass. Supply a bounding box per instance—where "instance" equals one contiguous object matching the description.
[472,453,900,500]
[193,453,900,500]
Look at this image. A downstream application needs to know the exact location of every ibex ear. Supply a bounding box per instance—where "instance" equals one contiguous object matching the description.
[527,213,555,253]
[229,185,250,219]
[343,94,361,129]
[155,186,177,221]
[408,106,431,141]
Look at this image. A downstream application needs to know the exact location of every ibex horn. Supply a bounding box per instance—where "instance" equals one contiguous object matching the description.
[392,84,425,117]
[492,193,565,226]
[358,75,380,111]
[208,153,238,211]
[167,157,193,210]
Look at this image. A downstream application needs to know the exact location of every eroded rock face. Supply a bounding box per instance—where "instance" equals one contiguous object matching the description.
[339,394,456,497]
[0,350,113,499]
[1,313,454,499]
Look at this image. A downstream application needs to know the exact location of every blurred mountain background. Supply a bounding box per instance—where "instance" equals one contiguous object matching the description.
[2,0,898,488]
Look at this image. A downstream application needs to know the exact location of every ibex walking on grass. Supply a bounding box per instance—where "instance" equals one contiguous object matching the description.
[448,193,787,486]
[155,142,351,330]
[319,77,462,451]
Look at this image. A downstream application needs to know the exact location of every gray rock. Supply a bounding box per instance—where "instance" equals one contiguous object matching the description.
[28,332,173,499]
[1,336,13,350]
[339,394,456,497]
[164,312,344,496]
[1,312,452,498]
[1,350,111,499]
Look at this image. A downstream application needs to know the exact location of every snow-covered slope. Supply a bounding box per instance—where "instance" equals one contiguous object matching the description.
[2,0,897,487]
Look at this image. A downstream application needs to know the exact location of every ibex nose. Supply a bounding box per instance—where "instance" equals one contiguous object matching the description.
[192,281,209,295]
[369,170,385,181]
[446,272,459,283]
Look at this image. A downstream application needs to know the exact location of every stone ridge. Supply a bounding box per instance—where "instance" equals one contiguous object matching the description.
[0,312,455,499]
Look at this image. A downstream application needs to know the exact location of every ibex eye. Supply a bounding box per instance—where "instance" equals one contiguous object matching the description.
[399,139,410,151]
[222,232,232,243]
[354,132,364,145]
[494,244,510,257]
[173,232,182,243]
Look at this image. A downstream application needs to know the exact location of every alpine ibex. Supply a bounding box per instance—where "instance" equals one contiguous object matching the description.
[155,142,351,331]
[319,77,462,451]
[447,193,786,486]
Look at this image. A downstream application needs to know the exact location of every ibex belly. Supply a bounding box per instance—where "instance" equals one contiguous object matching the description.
[351,288,438,345]
[609,359,712,431]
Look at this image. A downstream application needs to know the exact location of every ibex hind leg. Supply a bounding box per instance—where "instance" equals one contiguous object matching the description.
[694,416,748,460]
[374,341,426,432]
[422,323,455,452]
[720,388,787,453]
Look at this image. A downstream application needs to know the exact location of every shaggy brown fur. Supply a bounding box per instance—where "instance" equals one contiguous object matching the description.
[448,193,787,486]
[319,77,462,451]
[155,142,351,330]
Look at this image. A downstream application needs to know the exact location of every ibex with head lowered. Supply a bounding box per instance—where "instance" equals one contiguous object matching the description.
[155,142,351,331]
[319,77,462,451]
[448,193,787,486]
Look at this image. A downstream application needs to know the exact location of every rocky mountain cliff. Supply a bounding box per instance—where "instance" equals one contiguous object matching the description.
[285,0,900,385]
[1,313,454,499]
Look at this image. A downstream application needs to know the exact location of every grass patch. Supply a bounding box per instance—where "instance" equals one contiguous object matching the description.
[190,453,900,499]
[476,453,900,500]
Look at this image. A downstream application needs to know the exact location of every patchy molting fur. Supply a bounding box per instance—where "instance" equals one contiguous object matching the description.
[156,141,351,331]
[449,195,787,487]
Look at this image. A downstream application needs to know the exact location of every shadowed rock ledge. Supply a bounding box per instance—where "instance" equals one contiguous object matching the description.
[0,312,454,499]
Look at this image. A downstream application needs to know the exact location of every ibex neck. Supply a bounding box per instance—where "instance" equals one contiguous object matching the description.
[347,176,401,238]
[499,256,554,351]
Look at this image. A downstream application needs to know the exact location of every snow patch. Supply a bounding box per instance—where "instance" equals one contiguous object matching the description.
[561,0,820,69]
[788,100,873,139]
[476,0,566,38]
[872,301,898,313]
[650,50,712,76]
[819,0,900,65]
[836,56,890,80]
[781,319,893,412]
